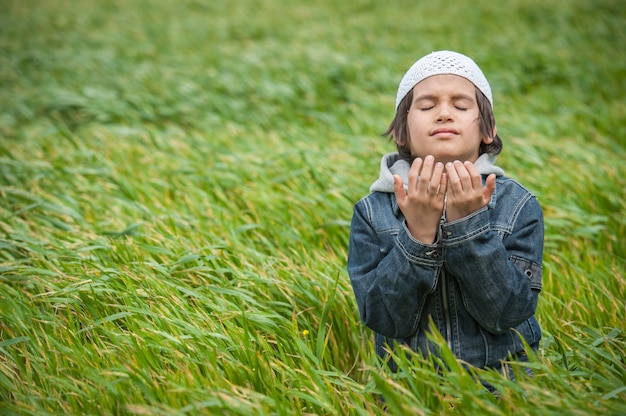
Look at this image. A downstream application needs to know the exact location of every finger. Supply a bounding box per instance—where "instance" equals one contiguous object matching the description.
[464,161,484,190]
[454,160,472,190]
[408,157,423,192]
[417,155,436,186]
[445,161,461,195]
[483,173,496,204]
[429,161,445,193]
[393,174,406,205]
[439,172,448,197]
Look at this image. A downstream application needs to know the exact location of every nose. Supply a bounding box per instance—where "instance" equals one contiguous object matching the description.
[436,104,453,122]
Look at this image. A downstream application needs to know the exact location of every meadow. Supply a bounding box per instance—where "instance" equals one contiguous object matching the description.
[1,0,624,414]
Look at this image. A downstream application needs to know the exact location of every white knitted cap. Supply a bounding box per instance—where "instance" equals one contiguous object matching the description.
[395,50,492,111]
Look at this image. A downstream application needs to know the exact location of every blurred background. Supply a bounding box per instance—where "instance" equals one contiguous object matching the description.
[1,0,624,414]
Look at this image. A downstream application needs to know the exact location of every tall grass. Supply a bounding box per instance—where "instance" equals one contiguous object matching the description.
[1,0,624,414]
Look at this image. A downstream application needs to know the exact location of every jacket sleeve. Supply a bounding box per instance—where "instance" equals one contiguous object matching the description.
[442,193,544,334]
[347,197,441,339]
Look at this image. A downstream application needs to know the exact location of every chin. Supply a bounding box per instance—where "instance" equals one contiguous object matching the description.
[432,155,456,164]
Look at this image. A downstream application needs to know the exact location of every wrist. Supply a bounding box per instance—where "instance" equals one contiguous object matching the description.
[406,223,437,244]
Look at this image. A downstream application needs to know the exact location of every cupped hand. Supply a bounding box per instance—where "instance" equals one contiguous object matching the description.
[393,155,448,243]
[445,160,496,222]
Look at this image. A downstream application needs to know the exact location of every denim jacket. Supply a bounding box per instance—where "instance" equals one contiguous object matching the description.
[347,153,544,370]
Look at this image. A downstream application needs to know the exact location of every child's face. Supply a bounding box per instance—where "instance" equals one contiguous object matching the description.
[402,74,493,164]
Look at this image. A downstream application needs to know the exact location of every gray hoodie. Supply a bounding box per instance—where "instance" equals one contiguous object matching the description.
[369,152,505,193]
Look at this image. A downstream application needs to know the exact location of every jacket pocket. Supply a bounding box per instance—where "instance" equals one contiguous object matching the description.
[514,317,542,351]
[510,255,542,291]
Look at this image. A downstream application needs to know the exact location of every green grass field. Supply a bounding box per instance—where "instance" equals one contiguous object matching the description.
[1,0,624,414]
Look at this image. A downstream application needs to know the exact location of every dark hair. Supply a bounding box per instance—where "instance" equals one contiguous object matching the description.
[382,87,503,162]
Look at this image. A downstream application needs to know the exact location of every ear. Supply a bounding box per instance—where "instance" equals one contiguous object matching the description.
[482,125,497,144]
[392,129,404,146]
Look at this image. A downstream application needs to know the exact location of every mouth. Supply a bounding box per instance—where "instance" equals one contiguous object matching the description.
[431,128,459,136]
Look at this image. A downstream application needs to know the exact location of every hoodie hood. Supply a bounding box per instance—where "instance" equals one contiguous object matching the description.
[370,152,505,193]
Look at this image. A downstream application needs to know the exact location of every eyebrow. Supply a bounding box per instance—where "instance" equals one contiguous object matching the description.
[414,93,475,103]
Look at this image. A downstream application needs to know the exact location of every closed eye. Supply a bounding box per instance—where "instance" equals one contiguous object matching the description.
[453,96,473,111]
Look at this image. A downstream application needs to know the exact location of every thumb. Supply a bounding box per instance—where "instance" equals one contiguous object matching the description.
[483,173,496,204]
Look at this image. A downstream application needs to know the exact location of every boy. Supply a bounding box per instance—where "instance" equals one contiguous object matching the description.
[347,51,544,374]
